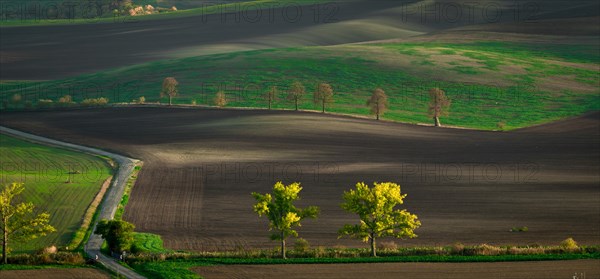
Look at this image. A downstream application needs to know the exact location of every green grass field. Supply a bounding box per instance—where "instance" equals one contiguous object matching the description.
[0,134,113,253]
[2,41,599,130]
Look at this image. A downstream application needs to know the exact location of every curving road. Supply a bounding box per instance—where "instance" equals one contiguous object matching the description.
[0,126,145,279]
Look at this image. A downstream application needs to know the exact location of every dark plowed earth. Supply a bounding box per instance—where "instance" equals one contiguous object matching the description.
[0,108,598,251]
[0,268,110,279]
[2,0,598,80]
[192,260,600,279]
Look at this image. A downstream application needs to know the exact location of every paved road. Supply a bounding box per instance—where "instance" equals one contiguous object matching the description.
[0,126,145,279]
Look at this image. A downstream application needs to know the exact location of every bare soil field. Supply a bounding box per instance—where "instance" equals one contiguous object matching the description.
[193,259,600,279]
[0,268,110,279]
[1,0,598,80]
[0,107,598,251]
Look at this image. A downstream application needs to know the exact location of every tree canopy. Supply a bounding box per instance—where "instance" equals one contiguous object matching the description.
[339,182,420,257]
[252,182,319,259]
[428,87,451,127]
[264,86,278,110]
[94,219,135,254]
[214,90,227,107]
[1,183,55,264]
[287,81,306,111]
[161,77,179,105]
[367,88,388,120]
[313,83,334,113]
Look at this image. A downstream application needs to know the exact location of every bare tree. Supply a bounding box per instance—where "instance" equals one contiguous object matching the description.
[214,91,227,107]
[287,81,305,111]
[428,88,450,127]
[367,88,388,120]
[161,77,179,106]
[313,83,334,113]
[264,86,277,110]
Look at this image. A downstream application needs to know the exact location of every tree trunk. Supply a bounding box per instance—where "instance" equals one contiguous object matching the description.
[268,99,272,110]
[322,101,325,113]
[370,233,376,257]
[295,99,298,111]
[3,222,7,264]
[434,116,441,127]
[376,113,379,120]
[281,231,286,259]
[169,96,172,106]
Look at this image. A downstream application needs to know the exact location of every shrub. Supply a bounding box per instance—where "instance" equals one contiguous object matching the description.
[54,252,85,265]
[510,226,528,232]
[583,246,600,253]
[37,99,54,108]
[560,238,579,252]
[378,241,398,251]
[137,96,146,104]
[191,99,197,105]
[8,254,35,265]
[471,244,503,256]
[57,95,75,107]
[294,238,310,253]
[58,95,72,103]
[38,245,57,255]
[507,246,545,255]
[496,121,506,130]
[81,97,109,107]
[11,94,22,104]
[7,252,84,265]
[450,242,465,255]
[214,91,227,107]
[314,246,326,258]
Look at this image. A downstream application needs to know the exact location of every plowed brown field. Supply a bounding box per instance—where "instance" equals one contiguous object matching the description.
[192,260,600,279]
[1,107,598,251]
[0,268,110,279]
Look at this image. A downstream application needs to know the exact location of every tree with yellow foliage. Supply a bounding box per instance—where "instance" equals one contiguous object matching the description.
[1,183,55,264]
[252,182,319,259]
[339,182,420,257]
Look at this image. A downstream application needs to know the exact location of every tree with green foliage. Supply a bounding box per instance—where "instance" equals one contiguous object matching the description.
[264,86,278,110]
[252,182,319,259]
[94,219,135,254]
[339,182,420,257]
[287,81,305,111]
[0,183,55,264]
[161,77,179,106]
[313,83,334,113]
[428,88,451,127]
[367,88,388,120]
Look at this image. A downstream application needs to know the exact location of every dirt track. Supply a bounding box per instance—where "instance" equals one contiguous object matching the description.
[0,107,598,251]
[193,260,600,279]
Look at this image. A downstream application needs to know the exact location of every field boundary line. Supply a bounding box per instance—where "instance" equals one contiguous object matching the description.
[0,126,145,279]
